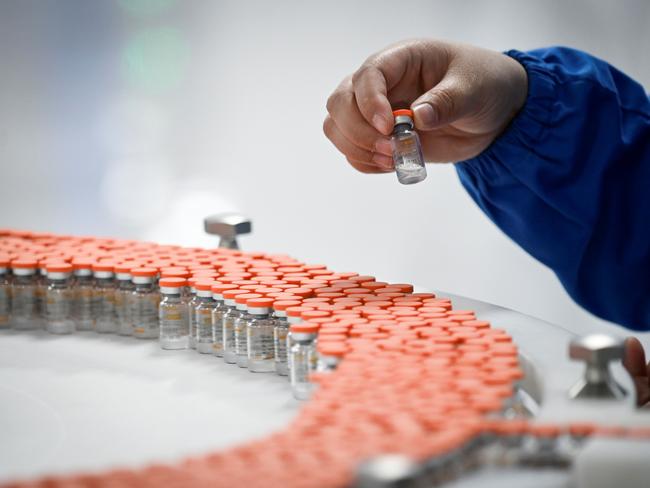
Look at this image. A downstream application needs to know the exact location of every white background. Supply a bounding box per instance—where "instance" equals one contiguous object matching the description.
[1,0,649,334]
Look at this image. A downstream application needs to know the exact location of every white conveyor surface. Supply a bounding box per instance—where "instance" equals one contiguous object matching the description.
[1,290,648,485]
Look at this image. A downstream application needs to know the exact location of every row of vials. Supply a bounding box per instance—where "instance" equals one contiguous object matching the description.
[0,257,343,400]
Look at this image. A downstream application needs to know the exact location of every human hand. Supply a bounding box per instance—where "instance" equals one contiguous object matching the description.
[623,337,650,407]
[323,39,528,173]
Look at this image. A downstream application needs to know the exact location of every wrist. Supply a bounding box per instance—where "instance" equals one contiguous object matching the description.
[503,53,529,126]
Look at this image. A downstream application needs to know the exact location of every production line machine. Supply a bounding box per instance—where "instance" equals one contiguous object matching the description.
[0,215,648,488]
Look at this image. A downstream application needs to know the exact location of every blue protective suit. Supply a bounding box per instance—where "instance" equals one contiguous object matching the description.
[456,47,650,331]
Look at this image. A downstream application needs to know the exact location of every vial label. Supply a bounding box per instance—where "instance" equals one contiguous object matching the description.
[211,308,224,356]
[310,350,319,370]
[94,289,116,316]
[0,285,9,327]
[114,290,124,312]
[75,287,95,330]
[391,126,427,185]
[95,288,117,333]
[34,284,45,317]
[248,325,274,361]
[160,309,188,337]
[400,153,421,168]
[160,310,184,333]
[11,285,38,329]
[46,287,74,334]
[115,291,132,333]
[45,289,72,322]
[133,294,159,338]
[292,349,311,383]
[212,342,223,355]
[234,317,249,367]
[188,299,197,348]
[196,309,213,343]
[290,345,315,400]
[223,315,237,363]
[274,325,288,364]
[234,319,246,354]
[159,299,189,350]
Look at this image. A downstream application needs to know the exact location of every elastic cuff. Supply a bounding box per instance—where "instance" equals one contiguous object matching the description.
[456,49,558,178]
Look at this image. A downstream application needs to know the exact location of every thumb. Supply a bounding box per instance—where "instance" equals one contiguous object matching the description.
[411,73,475,130]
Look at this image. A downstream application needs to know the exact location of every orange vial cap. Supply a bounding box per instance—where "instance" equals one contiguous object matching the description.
[159,277,186,288]
[392,109,414,118]
[131,267,158,277]
[290,323,319,334]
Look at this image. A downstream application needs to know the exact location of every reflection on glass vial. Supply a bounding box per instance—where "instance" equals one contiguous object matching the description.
[131,267,160,339]
[9,259,39,330]
[233,293,255,368]
[193,280,215,354]
[273,301,301,376]
[45,263,75,334]
[93,263,117,333]
[72,260,95,331]
[211,285,230,357]
[233,293,263,368]
[391,109,427,185]
[246,298,275,373]
[35,262,47,328]
[221,289,244,364]
[273,314,290,376]
[159,277,189,350]
[222,312,240,363]
[289,323,319,400]
[187,281,198,349]
[0,260,11,329]
[115,266,134,336]
[285,306,311,376]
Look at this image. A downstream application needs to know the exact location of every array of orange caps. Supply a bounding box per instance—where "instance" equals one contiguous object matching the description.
[1,229,649,488]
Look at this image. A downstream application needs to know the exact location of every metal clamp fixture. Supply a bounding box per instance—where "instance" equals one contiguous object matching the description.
[568,334,626,399]
[203,213,251,250]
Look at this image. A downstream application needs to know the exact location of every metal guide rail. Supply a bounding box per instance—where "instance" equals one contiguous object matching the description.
[0,224,648,488]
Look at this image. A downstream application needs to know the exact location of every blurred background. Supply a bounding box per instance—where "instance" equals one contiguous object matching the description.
[1,0,648,335]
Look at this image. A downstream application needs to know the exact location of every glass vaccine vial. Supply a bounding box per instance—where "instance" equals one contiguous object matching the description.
[72,259,95,331]
[93,263,117,333]
[160,268,191,302]
[131,267,160,339]
[222,289,246,364]
[285,306,314,374]
[246,297,276,373]
[289,322,319,400]
[114,264,135,336]
[233,293,263,368]
[211,283,234,358]
[187,277,199,349]
[159,277,190,350]
[193,279,215,354]
[316,341,347,372]
[10,258,40,330]
[391,109,427,185]
[45,262,75,334]
[0,256,10,329]
[272,300,300,376]
[35,259,48,327]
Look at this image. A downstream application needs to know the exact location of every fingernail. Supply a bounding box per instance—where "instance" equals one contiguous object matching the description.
[372,113,391,135]
[374,138,393,156]
[412,103,436,128]
[372,152,394,170]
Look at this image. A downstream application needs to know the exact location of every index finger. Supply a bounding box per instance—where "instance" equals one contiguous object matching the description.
[624,337,648,378]
[352,65,394,136]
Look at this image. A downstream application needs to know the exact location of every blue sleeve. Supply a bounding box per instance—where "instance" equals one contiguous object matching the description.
[455,47,650,331]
